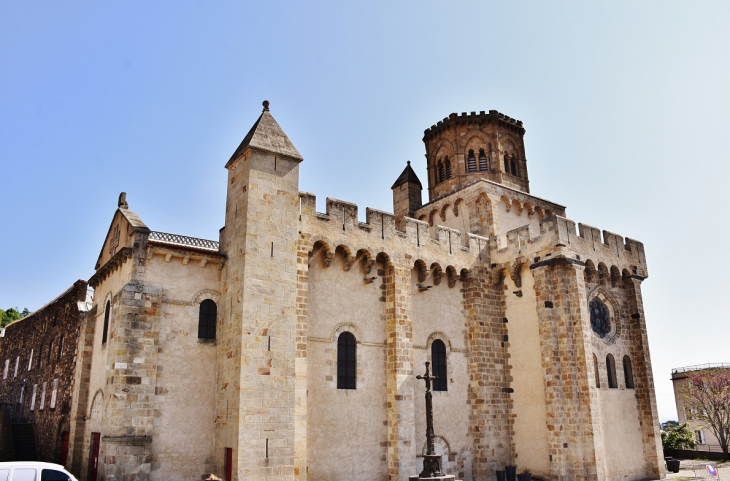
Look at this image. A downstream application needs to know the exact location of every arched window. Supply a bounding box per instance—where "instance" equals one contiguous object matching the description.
[623,355,634,389]
[510,159,517,175]
[503,156,509,173]
[606,354,617,389]
[593,353,600,388]
[445,157,452,179]
[438,161,445,183]
[337,332,356,389]
[198,299,217,339]
[431,340,447,392]
[467,150,477,172]
[102,300,110,344]
[478,148,488,171]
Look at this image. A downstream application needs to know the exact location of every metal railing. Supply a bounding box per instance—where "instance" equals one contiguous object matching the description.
[672,363,730,374]
[148,231,219,251]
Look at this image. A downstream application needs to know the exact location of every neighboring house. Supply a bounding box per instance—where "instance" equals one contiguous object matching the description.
[0,103,664,481]
[0,281,89,465]
[671,363,730,454]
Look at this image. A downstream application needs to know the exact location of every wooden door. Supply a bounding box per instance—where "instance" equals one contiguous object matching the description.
[88,432,100,481]
[60,431,69,467]
[225,447,232,481]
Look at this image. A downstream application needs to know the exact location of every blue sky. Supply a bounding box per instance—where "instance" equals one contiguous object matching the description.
[2,1,729,422]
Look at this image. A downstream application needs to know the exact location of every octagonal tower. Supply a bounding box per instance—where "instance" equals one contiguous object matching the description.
[423,110,529,201]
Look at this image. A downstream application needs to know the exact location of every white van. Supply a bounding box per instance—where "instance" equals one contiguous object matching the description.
[0,462,78,481]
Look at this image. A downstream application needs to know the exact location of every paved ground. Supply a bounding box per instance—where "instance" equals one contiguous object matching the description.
[665,460,730,480]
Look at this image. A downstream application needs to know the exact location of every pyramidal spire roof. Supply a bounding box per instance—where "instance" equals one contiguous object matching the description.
[226,100,303,167]
[391,161,422,189]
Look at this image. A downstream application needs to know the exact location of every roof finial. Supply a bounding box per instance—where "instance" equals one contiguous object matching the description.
[262,100,270,112]
[407,160,411,166]
[118,192,128,209]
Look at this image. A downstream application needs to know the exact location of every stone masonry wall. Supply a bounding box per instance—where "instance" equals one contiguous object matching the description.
[0,280,88,466]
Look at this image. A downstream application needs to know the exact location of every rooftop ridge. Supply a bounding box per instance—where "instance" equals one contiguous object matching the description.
[148,231,220,251]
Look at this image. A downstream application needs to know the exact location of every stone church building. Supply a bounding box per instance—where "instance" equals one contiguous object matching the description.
[0,102,664,481]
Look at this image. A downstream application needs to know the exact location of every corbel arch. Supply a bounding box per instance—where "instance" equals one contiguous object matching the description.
[309,238,334,268]
[428,209,439,227]
[430,263,444,285]
[335,244,356,271]
[446,266,458,288]
[414,259,430,283]
[440,204,452,222]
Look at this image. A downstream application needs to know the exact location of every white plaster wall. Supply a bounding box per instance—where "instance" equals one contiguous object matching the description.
[503,268,551,478]
[598,390,646,480]
[307,256,388,480]
[146,255,220,480]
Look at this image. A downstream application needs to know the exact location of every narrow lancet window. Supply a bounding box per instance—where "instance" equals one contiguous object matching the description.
[623,355,634,389]
[337,332,356,389]
[198,299,217,339]
[606,354,617,389]
[445,157,452,179]
[510,159,517,175]
[438,161,445,183]
[102,300,110,345]
[432,340,447,391]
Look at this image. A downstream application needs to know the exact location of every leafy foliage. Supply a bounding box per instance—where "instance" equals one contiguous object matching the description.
[661,423,698,453]
[680,368,730,459]
[0,307,31,327]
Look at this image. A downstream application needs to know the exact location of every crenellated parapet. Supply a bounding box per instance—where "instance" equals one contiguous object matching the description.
[299,192,490,273]
[490,215,648,278]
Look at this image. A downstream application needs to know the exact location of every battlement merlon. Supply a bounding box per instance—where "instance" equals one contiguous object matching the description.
[423,109,525,139]
[491,215,648,278]
[298,192,489,264]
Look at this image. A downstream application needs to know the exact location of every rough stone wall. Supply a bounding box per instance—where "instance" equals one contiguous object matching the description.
[0,280,87,466]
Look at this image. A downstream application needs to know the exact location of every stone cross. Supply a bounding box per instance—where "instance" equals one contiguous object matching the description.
[416,362,445,478]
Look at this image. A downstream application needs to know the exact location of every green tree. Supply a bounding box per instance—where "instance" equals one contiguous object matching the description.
[661,423,697,455]
[0,307,31,327]
[680,368,730,460]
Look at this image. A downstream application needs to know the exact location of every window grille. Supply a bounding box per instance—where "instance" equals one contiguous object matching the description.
[337,332,356,389]
[438,161,445,183]
[198,300,217,339]
[467,150,477,172]
[445,157,452,179]
[432,340,447,391]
